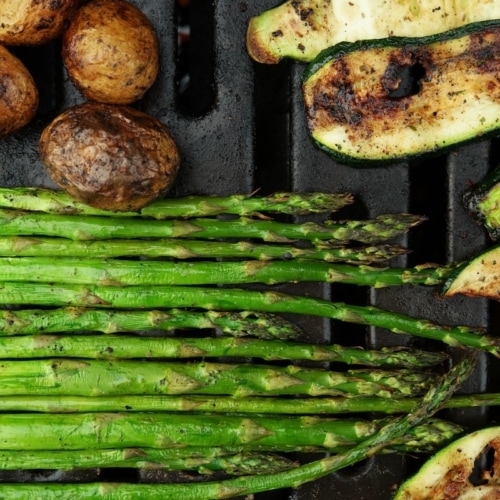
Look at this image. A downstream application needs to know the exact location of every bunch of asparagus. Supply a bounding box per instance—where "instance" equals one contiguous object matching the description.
[0,187,493,498]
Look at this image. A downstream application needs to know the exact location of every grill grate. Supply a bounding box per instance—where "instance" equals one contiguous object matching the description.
[0,1,499,498]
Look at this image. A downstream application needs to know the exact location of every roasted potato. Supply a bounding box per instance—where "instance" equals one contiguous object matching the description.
[0,0,81,46]
[0,45,38,137]
[62,0,160,104]
[39,102,180,211]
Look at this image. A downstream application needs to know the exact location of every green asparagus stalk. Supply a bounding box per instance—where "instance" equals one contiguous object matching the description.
[0,358,436,398]
[0,209,425,243]
[0,283,496,356]
[0,334,447,368]
[0,419,464,471]
[0,256,453,287]
[0,412,455,452]
[0,187,354,218]
[0,447,298,475]
[0,307,302,340]
[0,357,473,499]
[0,390,492,416]
[0,235,406,263]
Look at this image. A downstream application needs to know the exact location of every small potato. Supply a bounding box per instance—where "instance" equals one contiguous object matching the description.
[39,102,181,211]
[62,0,160,104]
[0,45,38,137]
[0,0,81,46]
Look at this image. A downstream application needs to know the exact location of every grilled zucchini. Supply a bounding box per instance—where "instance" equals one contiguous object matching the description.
[302,20,500,165]
[247,0,500,64]
[442,245,500,300]
[395,426,500,499]
[464,163,500,241]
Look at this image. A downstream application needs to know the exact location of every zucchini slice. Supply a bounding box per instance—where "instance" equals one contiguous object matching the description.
[464,163,500,241]
[394,426,500,499]
[442,245,500,300]
[302,20,500,165]
[247,0,500,64]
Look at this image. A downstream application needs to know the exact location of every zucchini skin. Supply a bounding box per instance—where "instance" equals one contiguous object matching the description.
[302,20,500,166]
[464,163,500,241]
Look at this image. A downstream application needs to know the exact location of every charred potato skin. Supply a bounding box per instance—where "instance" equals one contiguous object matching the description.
[39,103,181,212]
[0,45,38,137]
[0,0,82,46]
[62,0,160,105]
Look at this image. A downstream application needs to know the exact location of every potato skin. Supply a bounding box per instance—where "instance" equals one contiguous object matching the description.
[39,103,180,211]
[62,0,160,104]
[0,45,38,137]
[0,0,82,46]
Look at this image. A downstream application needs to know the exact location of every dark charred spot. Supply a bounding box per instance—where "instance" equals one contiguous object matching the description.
[35,17,55,30]
[48,0,64,9]
[383,53,427,98]
[271,30,283,38]
[297,43,305,53]
[320,84,363,126]
[439,465,469,498]
[291,1,314,26]
[469,443,495,486]
[469,28,500,74]
[300,8,313,21]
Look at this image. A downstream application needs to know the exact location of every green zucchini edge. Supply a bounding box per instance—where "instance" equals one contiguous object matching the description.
[442,244,500,296]
[464,163,500,241]
[441,260,474,295]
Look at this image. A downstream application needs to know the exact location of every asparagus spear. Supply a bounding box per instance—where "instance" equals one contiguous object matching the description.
[0,357,473,499]
[0,447,298,475]
[0,334,447,368]
[0,209,425,243]
[0,419,464,471]
[0,390,491,416]
[0,412,454,452]
[0,358,436,397]
[0,187,354,218]
[0,283,496,356]
[0,307,302,340]
[0,235,406,264]
[0,256,453,287]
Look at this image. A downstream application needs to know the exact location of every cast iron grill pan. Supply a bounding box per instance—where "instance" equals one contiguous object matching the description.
[0,1,499,498]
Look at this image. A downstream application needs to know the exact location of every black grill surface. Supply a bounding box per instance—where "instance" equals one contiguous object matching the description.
[1,1,499,498]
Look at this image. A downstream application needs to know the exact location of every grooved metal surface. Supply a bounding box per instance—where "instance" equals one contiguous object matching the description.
[0,1,498,498]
